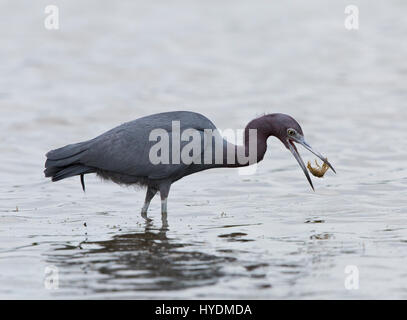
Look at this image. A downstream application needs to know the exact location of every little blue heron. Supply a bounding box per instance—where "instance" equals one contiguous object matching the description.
[44,111,335,225]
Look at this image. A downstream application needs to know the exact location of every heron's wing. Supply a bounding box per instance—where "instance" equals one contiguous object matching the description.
[80,126,154,176]
[79,119,212,180]
[147,129,208,180]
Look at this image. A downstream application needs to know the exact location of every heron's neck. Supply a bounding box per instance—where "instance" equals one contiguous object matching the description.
[221,116,276,168]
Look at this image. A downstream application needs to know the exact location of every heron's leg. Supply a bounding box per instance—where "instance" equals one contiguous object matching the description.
[159,182,171,228]
[141,187,157,221]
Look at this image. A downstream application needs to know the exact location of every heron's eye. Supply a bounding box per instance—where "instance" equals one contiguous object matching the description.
[288,129,296,136]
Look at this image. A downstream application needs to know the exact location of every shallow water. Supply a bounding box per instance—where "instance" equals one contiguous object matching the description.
[1,0,407,299]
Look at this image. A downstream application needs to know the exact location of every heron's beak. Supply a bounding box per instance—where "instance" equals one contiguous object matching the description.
[287,136,336,191]
[287,140,314,191]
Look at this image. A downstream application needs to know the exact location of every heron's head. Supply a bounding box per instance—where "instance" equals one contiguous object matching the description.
[267,113,336,190]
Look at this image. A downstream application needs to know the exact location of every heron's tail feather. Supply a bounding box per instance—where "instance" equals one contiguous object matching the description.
[45,141,89,164]
[44,142,95,190]
[48,164,93,181]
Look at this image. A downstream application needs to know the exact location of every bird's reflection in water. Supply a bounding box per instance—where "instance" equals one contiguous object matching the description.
[46,223,236,294]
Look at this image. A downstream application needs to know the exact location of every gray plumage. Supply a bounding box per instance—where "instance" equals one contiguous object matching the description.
[46,111,216,184]
[44,110,335,226]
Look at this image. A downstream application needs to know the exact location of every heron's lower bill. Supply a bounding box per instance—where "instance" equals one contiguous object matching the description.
[288,140,315,191]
